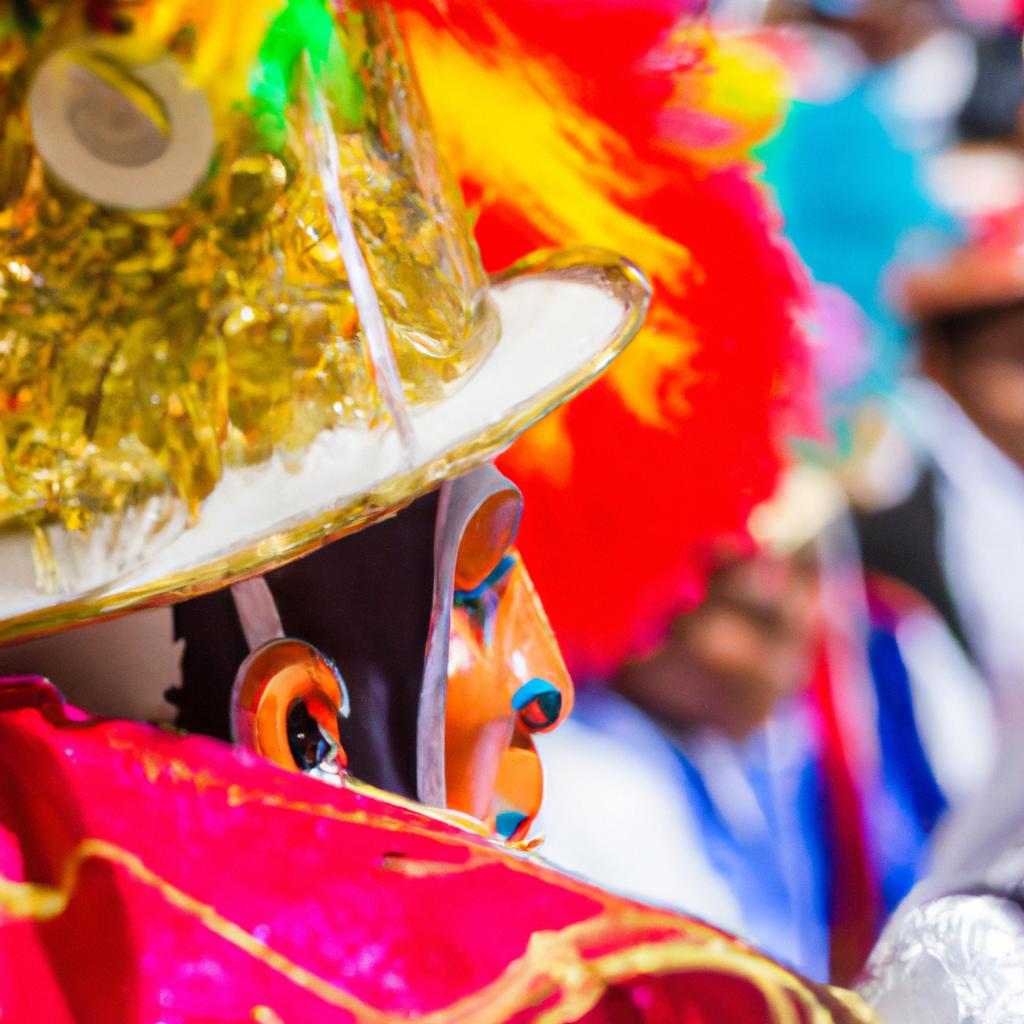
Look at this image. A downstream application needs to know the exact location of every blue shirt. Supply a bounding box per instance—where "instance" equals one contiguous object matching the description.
[669,705,833,981]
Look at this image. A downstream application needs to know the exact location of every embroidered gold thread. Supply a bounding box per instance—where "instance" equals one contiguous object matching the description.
[529,941,874,1024]
[0,839,398,1021]
[102,749,680,917]
[826,985,882,1024]
[0,838,871,1023]
[250,1006,286,1024]
[46,721,722,936]
[377,852,491,878]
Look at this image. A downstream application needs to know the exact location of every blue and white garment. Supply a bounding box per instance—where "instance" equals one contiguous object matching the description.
[535,688,834,981]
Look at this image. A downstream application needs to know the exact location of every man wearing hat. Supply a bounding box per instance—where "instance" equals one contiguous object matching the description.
[853,205,1024,1017]
[858,205,1024,796]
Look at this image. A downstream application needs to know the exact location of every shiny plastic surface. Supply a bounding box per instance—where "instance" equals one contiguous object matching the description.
[1,0,492,594]
[445,548,573,839]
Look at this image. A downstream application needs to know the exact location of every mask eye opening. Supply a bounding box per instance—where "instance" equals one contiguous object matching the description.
[453,489,520,593]
[231,637,349,777]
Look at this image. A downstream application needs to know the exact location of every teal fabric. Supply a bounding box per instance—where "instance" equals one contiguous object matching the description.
[759,69,959,441]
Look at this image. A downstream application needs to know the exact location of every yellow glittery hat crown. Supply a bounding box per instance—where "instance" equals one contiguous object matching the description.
[0,0,647,642]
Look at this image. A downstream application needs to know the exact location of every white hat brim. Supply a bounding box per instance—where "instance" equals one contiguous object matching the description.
[0,248,648,643]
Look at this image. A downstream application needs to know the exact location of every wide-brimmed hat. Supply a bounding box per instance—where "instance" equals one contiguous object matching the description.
[0,0,648,643]
[897,145,1024,323]
[898,210,1024,324]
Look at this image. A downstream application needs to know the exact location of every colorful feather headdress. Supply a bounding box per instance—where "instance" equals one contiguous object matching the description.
[399,0,813,679]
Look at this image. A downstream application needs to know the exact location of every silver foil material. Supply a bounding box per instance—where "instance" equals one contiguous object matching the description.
[857,894,1024,1022]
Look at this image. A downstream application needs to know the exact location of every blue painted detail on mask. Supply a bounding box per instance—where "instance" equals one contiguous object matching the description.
[495,810,529,840]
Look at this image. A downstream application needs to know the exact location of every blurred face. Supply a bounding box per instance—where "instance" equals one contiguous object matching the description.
[926,302,1024,473]
[843,3,940,63]
[768,0,944,65]
[615,553,819,742]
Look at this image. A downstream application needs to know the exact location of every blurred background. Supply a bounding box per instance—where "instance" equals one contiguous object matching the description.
[534,0,1024,988]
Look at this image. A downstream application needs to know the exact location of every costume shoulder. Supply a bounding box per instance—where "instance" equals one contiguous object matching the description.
[0,678,872,1023]
[855,467,973,657]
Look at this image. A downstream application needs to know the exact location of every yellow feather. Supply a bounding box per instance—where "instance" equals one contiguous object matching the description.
[130,0,288,108]
[405,13,692,288]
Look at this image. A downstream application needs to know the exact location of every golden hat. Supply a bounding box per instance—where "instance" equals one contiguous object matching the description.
[0,0,648,643]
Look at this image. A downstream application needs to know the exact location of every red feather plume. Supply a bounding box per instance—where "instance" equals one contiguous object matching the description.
[399,0,813,679]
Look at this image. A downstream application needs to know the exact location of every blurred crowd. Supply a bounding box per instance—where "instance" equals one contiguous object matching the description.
[535,0,1024,990]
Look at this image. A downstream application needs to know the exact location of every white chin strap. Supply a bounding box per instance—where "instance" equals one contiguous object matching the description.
[229,577,286,653]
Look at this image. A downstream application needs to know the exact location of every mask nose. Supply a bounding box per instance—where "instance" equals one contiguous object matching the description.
[444,551,573,839]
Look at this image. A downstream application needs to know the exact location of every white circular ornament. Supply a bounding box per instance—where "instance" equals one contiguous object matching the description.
[28,44,216,210]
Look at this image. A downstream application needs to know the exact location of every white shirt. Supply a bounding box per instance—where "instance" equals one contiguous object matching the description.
[897,379,1024,885]
[535,691,743,932]
[904,380,1024,709]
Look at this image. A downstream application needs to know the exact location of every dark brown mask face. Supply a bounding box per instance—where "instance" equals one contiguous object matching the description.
[170,491,439,799]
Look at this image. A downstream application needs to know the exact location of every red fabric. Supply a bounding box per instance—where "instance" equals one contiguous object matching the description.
[0,677,865,1023]
[498,177,808,679]
[809,643,880,985]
